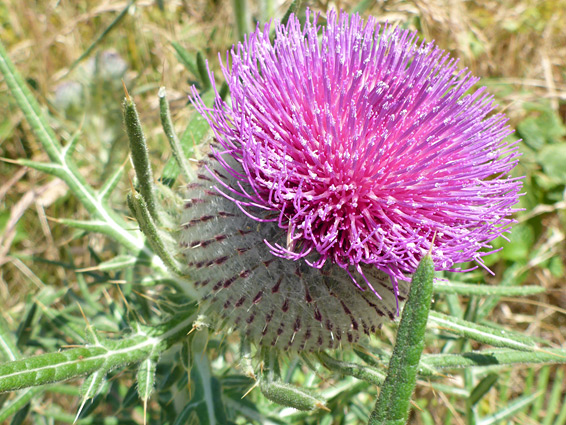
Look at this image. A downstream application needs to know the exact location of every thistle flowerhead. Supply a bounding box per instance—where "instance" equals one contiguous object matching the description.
[179,10,522,351]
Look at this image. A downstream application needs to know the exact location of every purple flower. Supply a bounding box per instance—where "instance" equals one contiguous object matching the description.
[181,10,521,350]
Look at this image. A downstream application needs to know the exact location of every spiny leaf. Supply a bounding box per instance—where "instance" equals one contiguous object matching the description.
[196,52,211,92]
[0,310,195,393]
[137,356,157,404]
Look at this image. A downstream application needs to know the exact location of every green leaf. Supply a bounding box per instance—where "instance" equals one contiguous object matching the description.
[171,41,198,76]
[137,356,157,404]
[232,0,251,41]
[123,95,159,223]
[468,373,498,406]
[159,86,194,182]
[0,40,62,161]
[80,255,150,272]
[530,366,551,418]
[0,318,19,362]
[318,352,385,386]
[160,90,214,187]
[8,400,30,425]
[500,223,535,262]
[65,0,136,75]
[196,52,211,92]
[97,160,126,202]
[479,392,540,425]
[260,379,325,412]
[542,366,564,425]
[428,311,540,351]
[517,105,566,150]
[421,348,566,370]
[0,38,168,272]
[433,281,544,296]
[0,310,195,392]
[369,254,435,425]
[0,387,42,423]
[189,333,224,425]
[280,0,303,26]
[127,191,186,276]
[0,347,107,392]
[538,144,566,184]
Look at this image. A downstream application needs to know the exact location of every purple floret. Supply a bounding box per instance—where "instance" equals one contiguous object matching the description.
[191,10,522,298]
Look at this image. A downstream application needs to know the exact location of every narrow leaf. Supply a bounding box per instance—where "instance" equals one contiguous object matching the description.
[196,52,211,92]
[0,40,62,161]
[65,0,135,75]
[434,281,545,296]
[190,337,218,425]
[428,311,540,351]
[479,392,540,425]
[161,90,214,186]
[137,357,157,404]
[79,255,150,272]
[318,352,385,386]
[260,380,325,412]
[0,387,42,423]
[468,373,498,406]
[55,218,112,234]
[0,319,19,362]
[280,0,302,26]
[232,0,250,41]
[127,192,185,276]
[158,87,194,181]
[16,159,64,177]
[0,347,107,392]
[0,310,195,392]
[171,41,198,76]
[542,367,564,425]
[369,254,435,425]
[97,160,126,202]
[421,348,566,370]
[123,93,159,223]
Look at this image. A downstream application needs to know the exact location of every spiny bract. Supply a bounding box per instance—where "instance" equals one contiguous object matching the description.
[178,10,522,351]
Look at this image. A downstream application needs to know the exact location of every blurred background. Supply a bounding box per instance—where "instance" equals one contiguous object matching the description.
[0,1,565,424]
